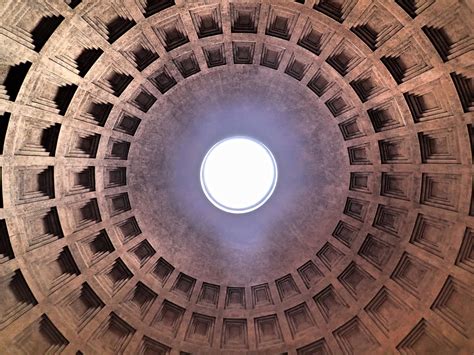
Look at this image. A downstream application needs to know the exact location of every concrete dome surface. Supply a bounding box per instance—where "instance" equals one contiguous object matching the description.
[0,0,472,354]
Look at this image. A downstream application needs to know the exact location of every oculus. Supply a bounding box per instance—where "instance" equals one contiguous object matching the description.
[200,136,278,214]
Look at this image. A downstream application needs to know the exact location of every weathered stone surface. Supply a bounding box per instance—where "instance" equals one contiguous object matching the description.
[0,0,472,353]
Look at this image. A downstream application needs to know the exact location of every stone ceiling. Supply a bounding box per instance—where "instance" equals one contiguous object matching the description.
[0,0,472,354]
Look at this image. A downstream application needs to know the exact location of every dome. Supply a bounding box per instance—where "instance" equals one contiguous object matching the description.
[0,0,472,353]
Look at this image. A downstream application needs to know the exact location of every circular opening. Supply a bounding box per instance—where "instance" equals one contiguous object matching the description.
[200,136,278,214]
